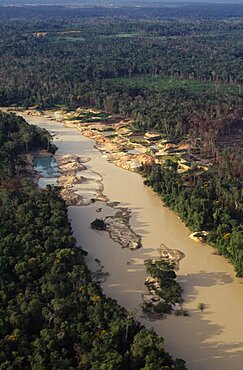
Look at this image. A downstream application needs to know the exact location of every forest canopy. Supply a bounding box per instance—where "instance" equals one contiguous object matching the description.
[0,112,187,369]
[0,4,242,273]
[0,6,242,368]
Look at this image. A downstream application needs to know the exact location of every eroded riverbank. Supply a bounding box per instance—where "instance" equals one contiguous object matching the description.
[4,109,243,370]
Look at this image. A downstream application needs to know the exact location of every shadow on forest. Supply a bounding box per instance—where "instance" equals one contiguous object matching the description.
[52,127,243,370]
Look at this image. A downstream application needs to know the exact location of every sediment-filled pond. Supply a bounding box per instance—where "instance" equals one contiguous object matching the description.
[33,156,60,188]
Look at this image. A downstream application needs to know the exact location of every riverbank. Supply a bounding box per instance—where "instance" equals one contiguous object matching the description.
[0,113,183,370]
[2,107,243,370]
[12,108,213,246]
[31,149,143,251]
[15,107,211,174]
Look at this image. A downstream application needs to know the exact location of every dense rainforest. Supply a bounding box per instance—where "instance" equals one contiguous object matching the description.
[0,5,242,278]
[0,4,242,367]
[0,8,242,144]
[144,152,243,276]
[0,112,186,369]
[0,4,242,275]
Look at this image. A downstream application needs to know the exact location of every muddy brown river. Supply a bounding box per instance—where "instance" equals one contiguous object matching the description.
[11,112,243,370]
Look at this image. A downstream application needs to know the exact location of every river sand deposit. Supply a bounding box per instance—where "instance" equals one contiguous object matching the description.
[7,110,243,370]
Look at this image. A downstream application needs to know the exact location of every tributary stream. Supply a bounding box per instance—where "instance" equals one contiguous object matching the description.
[17,113,243,370]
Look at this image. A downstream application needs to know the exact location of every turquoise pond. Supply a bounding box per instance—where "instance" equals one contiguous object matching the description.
[33,156,60,188]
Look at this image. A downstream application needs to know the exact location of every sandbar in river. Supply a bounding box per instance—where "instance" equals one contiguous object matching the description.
[14,112,243,370]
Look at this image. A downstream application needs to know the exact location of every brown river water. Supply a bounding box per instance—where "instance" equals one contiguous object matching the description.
[11,112,243,370]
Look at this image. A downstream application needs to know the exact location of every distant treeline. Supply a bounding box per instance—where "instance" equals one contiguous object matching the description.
[0,11,242,278]
[0,3,243,18]
[0,17,242,152]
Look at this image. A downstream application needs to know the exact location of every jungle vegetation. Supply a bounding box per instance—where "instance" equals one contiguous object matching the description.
[143,259,184,315]
[0,1,242,305]
[144,153,243,276]
[0,112,186,369]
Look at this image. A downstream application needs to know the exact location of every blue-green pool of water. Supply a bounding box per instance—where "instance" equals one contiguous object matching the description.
[33,156,60,188]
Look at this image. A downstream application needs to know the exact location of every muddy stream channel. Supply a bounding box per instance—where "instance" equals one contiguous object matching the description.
[17,113,243,370]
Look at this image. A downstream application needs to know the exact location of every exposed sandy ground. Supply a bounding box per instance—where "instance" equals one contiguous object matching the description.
[2,108,243,370]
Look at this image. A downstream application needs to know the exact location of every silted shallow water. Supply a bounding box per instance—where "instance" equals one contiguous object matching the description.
[9,111,243,370]
[33,156,60,188]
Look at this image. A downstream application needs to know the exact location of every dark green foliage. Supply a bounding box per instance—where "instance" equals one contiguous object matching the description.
[0,7,242,365]
[0,112,55,179]
[91,218,107,231]
[0,16,242,151]
[144,258,183,314]
[145,154,243,276]
[0,113,187,369]
[0,14,242,160]
[197,303,205,311]
[110,77,242,143]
